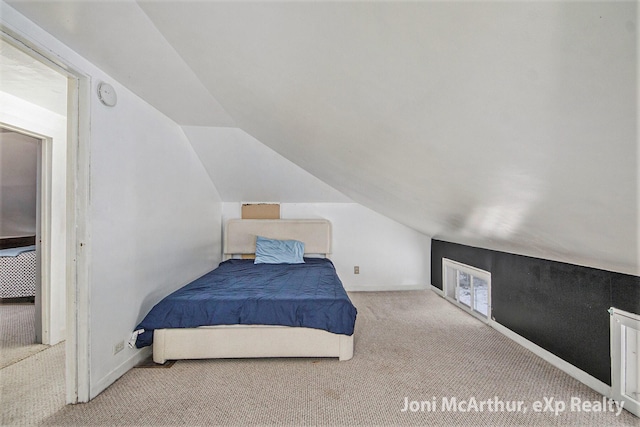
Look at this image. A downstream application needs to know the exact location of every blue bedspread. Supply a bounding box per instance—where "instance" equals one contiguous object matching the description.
[134,258,357,348]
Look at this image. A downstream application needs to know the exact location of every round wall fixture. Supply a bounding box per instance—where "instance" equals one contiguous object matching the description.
[97,82,117,107]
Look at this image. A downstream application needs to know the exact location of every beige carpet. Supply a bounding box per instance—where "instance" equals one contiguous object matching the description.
[0,302,65,426]
[0,341,65,426]
[0,303,48,369]
[37,291,638,426]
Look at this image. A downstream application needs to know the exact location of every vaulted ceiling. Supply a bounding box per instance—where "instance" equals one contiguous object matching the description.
[6,1,637,275]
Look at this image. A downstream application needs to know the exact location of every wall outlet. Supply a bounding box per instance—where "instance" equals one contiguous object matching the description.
[113,340,124,355]
[354,266,360,274]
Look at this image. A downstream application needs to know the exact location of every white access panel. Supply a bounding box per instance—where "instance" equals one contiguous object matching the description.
[610,307,640,417]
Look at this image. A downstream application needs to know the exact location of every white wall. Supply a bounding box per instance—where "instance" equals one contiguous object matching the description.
[184,126,352,203]
[89,79,223,397]
[222,202,431,290]
[0,91,68,345]
[0,130,38,238]
[1,2,224,400]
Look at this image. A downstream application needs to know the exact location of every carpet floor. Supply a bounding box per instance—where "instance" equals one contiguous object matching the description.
[0,303,48,369]
[1,342,65,426]
[38,290,638,426]
[0,302,65,426]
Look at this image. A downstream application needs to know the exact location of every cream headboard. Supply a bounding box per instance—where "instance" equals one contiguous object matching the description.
[223,219,332,260]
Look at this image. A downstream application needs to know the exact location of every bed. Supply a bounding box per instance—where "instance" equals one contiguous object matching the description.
[0,244,36,299]
[132,219,357,364]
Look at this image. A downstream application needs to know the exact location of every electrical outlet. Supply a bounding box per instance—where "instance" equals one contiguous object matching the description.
[113,340,124,355]
[354,266,360,274]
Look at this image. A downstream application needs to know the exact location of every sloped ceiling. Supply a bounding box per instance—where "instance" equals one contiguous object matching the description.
[7,1,637,275]
[183,126,351,203]
[5,1,234,126]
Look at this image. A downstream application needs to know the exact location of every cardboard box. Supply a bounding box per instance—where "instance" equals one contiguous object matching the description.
[241,203,280,219]
[241,204,280,258]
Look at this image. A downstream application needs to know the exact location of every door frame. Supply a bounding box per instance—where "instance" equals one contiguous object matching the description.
[1,26,92,403]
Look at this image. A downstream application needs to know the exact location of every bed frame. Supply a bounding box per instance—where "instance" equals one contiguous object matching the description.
[152,219,354,364]
[0,244,36,299]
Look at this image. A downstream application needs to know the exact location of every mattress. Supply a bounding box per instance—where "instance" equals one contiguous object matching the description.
[134,258,357,348]
[0,245,36,298]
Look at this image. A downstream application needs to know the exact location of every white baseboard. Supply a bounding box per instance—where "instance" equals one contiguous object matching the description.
[345,284,428,292]
[490,322,611,397]
[430,285,444,296]
[429,287,611,399]
[90,347,152,400]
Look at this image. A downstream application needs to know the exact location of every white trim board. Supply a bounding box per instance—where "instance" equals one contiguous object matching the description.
[346,284,428,292]
[430,288,611,398]
[430,285,444,296]
[490,321,611,398]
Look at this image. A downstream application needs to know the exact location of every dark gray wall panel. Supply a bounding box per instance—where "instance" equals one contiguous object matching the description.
[611,273,640,315]
[431,239,640,386]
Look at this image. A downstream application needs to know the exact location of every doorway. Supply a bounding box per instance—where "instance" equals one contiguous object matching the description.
[0,28,91,405]
[0,35,67,339]
[0,128,43,366]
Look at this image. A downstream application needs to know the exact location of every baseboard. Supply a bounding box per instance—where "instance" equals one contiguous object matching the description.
[90,347,152,400]
[345,284,428,292]
[429,286,611,399]
[430,285,444,296]
[489,321,611,397]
